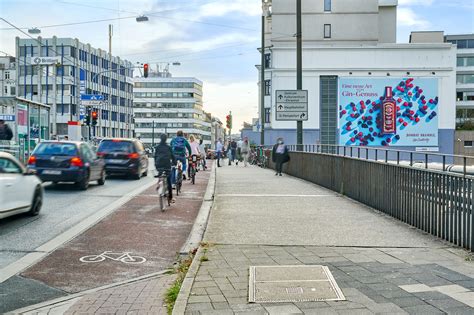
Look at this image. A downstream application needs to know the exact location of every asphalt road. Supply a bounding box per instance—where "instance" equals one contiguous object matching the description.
[0,173,154,269]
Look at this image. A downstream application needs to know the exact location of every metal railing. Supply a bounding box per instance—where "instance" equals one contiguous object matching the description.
[268,144,474,251]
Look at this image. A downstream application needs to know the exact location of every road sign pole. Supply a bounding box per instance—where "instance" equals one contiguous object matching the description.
[296,0,303,148]
[260,9,265,146]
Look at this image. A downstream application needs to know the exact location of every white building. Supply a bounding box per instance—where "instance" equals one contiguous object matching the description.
[0,57,16,98]
[248,0,457,154]
[133,72,211,147]
[16,36,134,139]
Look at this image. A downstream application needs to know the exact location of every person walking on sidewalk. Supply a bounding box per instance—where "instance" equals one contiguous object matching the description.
[241,137,250,167]
[236,138,243,165]
[170,130,192,183]
[216,138,223,167]
[154,134,177,203]
[272,137,289,176]
[228,139,237,165]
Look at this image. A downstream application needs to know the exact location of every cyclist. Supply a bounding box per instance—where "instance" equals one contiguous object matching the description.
[188,134,201,178]
[199,138,207,170]
[170,130,192,183]
[154,134,176,202]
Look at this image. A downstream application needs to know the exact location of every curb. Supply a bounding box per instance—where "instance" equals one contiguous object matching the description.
[172,246,205,315]
[179,161,216,255]
[8,269,171,314]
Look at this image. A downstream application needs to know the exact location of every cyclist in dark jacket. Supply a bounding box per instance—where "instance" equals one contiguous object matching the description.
[154,134,176,201]
[170,130,191,182]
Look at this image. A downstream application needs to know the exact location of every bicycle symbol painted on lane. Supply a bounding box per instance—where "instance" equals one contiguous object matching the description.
[80,251,146,264]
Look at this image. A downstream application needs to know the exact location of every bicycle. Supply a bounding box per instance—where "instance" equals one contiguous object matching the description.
[188,154,199,185]
[175,161,183,196]
[80,251,146,264]
[155,169,171,211]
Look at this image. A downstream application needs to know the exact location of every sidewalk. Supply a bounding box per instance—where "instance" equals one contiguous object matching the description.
[175,164,474,314]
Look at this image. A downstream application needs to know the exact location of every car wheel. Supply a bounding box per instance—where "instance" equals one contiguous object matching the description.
[28,187,42,216]
[133,167,141,180]
[77,171,90,190]
[142,168,148,177]
[97,170,106,185]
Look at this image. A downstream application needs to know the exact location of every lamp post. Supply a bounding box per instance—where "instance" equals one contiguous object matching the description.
[296,0,303,148]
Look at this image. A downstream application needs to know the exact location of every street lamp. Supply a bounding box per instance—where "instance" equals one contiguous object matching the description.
[136,15,149,22]
[28,27,40,34]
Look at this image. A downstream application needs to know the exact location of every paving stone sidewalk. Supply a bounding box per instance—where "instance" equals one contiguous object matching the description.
[179,165,474,315]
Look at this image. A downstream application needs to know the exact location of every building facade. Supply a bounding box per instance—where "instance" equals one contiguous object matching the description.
[0,56,17,97]
[211,116,224,149]
[16,36,134,138]
[250,0,457,155]
[133,72,211,147]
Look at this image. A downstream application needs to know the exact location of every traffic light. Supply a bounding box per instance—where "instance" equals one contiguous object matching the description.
[91,111,98,126]
[144,63,149,78]
[226,114,232,129]
[84,112,91,126]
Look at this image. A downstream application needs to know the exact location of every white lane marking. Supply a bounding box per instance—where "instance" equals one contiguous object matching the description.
[218,194,333,197]
[0,179,156,284]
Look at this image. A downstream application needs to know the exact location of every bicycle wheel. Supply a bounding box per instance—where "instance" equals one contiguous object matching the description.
[191,168,195,184]
[80,255,105,263]
[121,255,146,264]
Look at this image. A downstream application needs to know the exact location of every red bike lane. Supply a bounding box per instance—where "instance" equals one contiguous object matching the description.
[21,162,213,293]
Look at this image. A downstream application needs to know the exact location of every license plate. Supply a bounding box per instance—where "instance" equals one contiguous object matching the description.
[107,159,123,164]
[43,170,61,175]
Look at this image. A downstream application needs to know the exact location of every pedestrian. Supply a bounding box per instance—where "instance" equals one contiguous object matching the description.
[216,138,223,167]
[241,137,250,167]
[170,130,192,183]
[199,138,207,170]
[0,119,13,141]
[154,134,176,203]
[236,138,243,165]
[188,134,201,178]
[228,139,237,165]
[272,137,290,176]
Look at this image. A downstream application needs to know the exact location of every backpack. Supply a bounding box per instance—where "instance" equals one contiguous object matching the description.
[172,137,187,157]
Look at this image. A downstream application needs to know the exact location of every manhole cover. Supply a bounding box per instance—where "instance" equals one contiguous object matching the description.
[249,265,345,303]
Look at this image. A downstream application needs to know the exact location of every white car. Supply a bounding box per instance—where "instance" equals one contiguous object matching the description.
[0,152,43,219]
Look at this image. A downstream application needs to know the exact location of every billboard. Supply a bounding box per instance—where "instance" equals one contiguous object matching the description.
[338,78,439,147]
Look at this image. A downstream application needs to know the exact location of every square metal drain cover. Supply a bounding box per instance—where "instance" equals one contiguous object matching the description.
[249,265,345,303]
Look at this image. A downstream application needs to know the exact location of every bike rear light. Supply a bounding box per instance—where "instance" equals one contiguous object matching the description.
[128,152,139,159]
[27,155,36,165]
[96,152,105,157]
[70,157,84,167]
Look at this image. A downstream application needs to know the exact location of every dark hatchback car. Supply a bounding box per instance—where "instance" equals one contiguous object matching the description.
[27,141,106,190]
[97,139,149,179]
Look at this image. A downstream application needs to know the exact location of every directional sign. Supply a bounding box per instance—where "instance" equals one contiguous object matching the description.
[81,94,104,106]
[275,90,308,121]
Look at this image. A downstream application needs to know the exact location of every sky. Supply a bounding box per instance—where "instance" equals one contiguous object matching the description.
[0,0,473,131]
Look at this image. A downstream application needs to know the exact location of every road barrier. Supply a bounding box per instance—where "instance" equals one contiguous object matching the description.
[269,144,474,252]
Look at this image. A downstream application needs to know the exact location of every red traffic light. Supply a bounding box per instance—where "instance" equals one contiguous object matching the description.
[91,111,98,119]
[144,63,149,78]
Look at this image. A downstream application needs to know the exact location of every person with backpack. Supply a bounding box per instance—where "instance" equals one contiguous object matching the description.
[170,130,192,183]
[272,137,290,176]
[154,134,177,203]
[0,120,13,141]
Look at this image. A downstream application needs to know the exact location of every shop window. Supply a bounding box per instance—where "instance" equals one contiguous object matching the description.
[464,141,473,147]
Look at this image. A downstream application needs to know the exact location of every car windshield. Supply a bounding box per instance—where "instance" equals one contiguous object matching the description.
[98,141,134,153]
[34,143,78,156]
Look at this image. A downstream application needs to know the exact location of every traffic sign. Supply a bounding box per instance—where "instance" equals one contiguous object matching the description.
[275,90,308,121]
[81,94,104,106]
[0,114,15,121]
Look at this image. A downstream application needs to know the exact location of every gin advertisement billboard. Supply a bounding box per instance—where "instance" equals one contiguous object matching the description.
[338,78,439,147]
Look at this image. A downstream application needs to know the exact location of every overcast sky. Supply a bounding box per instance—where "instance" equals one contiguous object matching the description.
[0,0,473,130]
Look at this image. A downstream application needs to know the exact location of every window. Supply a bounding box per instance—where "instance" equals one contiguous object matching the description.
[264,108,271,123]
[457,74,474,84]
[0,158,22,174]
[324,0,331,12]
[324,24,331,38]
[464,141,473,147]
[10,86,15,95]
[264,53,271,69]
[264,80,271,95]
[5,71,10,79]
[4,86,7,94]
